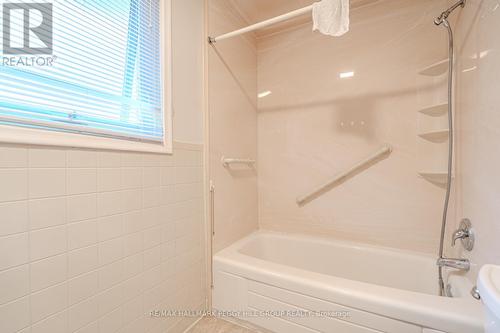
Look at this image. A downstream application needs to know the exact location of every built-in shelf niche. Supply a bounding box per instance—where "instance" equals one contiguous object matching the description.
[418,59,449,76]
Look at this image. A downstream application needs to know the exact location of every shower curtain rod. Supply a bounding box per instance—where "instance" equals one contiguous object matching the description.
[208,5,313,44]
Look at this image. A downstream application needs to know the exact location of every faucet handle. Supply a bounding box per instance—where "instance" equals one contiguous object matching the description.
[452,229,468,246]
[452,218,474,251]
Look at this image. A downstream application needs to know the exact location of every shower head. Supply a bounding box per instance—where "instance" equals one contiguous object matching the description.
[434,0,466,26]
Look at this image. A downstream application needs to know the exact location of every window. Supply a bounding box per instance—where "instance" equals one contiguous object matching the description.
[0,0,172,153]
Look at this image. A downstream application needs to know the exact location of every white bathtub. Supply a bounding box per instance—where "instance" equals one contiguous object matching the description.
[213,231,483,333]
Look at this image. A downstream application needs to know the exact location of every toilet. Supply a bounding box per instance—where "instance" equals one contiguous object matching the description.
[478,265,500,333]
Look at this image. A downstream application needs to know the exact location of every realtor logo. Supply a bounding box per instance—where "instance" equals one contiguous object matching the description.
[2,3,53,55]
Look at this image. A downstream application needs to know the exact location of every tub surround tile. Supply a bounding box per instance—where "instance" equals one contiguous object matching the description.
[28,148,66,168]
[29,197,67,230]
[68,271,99,306]
[0,265,29,305]
[67,219,98,250]
[0,169,28,202]
[0,146,28,168]
[0,201,29,237]
[67,194,97,222]
[67,295,100,332]
[67,169,97,195]
[29,169,66,199]
[30,254,67,292]
[30,226,67,261]
[0,233,30,271]
[30,282,68,323]
[31,310,68,333]
[0,296,30,333]
[97,168,122,192]
[66,150,98,168]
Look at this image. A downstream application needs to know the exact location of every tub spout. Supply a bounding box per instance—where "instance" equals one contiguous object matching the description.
[437,258,470,271]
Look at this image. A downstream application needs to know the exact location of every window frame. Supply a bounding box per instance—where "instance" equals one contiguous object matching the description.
[0,0,173,154]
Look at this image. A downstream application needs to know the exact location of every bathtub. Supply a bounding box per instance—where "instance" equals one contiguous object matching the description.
[213,231,483,333]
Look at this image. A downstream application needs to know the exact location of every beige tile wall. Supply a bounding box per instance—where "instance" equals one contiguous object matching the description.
[0,143,206,333]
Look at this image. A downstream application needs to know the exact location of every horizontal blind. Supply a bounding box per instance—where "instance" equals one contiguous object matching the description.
[0,0,164,142]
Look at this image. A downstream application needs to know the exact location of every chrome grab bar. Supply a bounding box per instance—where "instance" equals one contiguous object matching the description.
[221,156,256,167]
[210,181,215,237]
[209,181,215,290]
[296,145,392,206]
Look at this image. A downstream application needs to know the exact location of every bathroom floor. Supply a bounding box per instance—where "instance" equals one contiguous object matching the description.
[188,317,260,333]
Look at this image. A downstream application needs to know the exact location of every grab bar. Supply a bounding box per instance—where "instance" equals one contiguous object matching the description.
[221,156,256,167]
[209,181,215,289]
[296,145,393,206]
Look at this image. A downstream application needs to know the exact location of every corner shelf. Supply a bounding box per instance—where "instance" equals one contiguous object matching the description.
[418,103,448,117]
[418,59,449,76]
[418,129,449,142]
[418,172,451,186]
[417,57,452,188]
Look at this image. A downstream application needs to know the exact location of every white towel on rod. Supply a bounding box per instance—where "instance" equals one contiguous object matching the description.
[312,0,350,37]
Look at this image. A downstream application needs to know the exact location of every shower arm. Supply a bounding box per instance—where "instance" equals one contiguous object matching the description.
[434,0,466,26]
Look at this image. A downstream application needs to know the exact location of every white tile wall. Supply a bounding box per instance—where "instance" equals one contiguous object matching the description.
[0,143,206,333]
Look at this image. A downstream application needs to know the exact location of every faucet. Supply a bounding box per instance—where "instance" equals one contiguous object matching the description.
[436,219,474,272]
[452,218,475,251]
[437,257,470,271]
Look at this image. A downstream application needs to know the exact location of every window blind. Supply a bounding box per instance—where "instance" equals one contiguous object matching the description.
[0,0,164,143]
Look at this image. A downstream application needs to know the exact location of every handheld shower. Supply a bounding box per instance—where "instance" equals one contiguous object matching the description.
[433,0,466,297]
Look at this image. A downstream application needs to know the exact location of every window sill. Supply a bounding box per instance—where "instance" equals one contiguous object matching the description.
[0,124,173,154]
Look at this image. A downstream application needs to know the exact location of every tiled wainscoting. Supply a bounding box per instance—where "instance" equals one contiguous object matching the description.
[0,142,206,333]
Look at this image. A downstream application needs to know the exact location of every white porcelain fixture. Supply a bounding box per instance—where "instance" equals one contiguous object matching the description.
[213,231,483,333]
[478,265,500,333]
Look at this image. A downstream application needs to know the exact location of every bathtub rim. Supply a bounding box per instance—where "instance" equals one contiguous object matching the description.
[213,230,484,333]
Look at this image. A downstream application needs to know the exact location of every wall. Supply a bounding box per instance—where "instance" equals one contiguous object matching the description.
[0,0,207,332]
[208,0,259,252]
[256,0,451,254]
[0,144,205,333]
[172,0,205,145]
[453,0,500,281]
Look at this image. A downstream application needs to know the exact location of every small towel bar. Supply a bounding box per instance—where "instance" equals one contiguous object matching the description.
[221,156,256,167]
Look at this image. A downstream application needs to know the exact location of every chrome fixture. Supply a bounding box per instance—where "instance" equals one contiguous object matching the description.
[209,181,215,290]
[434,0,466,26]
[434,0,466,296]
[471,286,481,300]
[445,283,454,297]
[437,258,470,271]
[452,218,474,251]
